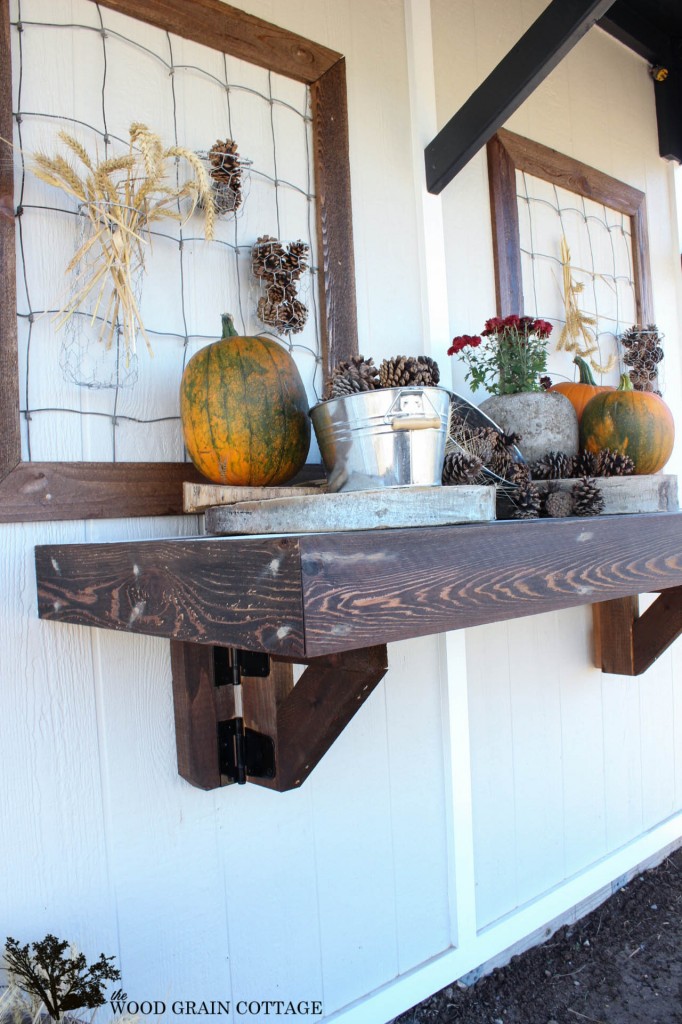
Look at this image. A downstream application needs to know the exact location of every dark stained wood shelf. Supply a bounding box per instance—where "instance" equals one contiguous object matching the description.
[36,511,682,658]
[35,512,682,791]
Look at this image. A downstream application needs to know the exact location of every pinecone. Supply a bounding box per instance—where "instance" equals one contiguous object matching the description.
[325,355,380,399]
[531,451,575,480]
[512,480,542,519]
[379,355,440,388]
[252,235,286,278]
[544,490,574,518]
[507,461,531,486]
[283,240,310,278]
[620,324,664,392]
[572,477,605,517]
[574,449,599,476]
[442,452,484,485]
[596,448,635,477]
[539,375,553,391]
[207,138,243,212]
[488,432,521,479]
[448,403,515,470]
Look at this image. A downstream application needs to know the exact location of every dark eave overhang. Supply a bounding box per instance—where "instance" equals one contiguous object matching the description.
[425,0,682,195]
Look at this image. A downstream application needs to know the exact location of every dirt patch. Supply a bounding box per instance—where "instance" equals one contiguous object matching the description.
[393,846,682,1024]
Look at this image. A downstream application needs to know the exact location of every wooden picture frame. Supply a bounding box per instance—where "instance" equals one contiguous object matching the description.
[486,128,653,324]
[0,0,357,522]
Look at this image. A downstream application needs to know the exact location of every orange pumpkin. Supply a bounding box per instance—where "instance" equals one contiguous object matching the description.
[180,313,311,485]
[550,355,614,423]
[580,373,675,475]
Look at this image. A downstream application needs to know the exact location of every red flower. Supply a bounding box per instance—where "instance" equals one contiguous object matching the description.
[448,334,481,355]
[532,318,554,338]
[482,317,504,336]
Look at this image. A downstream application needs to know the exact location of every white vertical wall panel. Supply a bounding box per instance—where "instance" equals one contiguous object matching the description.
[0,520,118,961]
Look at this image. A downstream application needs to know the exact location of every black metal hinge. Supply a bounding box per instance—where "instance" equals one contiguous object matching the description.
[218,718,276,784]
[214,647,275,784]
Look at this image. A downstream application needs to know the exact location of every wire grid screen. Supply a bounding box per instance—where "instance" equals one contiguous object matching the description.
[10,0,322,464]
[516,169,637,385]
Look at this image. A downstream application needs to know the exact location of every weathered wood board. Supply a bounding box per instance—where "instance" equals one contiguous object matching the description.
[205,485,495,535]
[533,474,678,515]
[183,480,328,514]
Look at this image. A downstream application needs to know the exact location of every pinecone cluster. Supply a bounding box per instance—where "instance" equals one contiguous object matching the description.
[324,353,442,399]
[442,451,484,485]
[448,405,522,479]
[379,355,440,388]
[503,462,542,519]
[620,324,664,394]
[207,138,245,213]
[252,236,310,335]
[531,450,575,480]
[530,448,634,480]
[324,355,380,398]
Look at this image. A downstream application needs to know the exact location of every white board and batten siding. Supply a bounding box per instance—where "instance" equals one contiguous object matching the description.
[1,2,682,1023]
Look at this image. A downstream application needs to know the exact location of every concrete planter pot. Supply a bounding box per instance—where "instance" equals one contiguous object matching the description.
[479,391,579,465]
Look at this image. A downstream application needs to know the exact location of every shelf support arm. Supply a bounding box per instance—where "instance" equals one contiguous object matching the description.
[593,587,682,676]
[170,641,389,791]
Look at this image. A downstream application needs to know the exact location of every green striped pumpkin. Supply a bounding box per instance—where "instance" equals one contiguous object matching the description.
[180,314,311,485]
[580,373,674,475]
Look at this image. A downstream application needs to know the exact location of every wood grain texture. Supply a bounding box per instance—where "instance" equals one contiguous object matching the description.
[205,485,495,535]
[241,660,295,791]
[633,587,682,675]
[183,479,327,513]
[311,58,359,370]
[487,133,523,315]
[0,462,207,522]
[632,200,654,324]
[299,513,682,655]
[272,645,388,791]
[531,474,678,516]
[96,0,341,83]
[34,512,682,658]
[0,0,20,482]
[170,641,236,790]
[592,596,637,673]
[593,587,682,675]
[36,535,305,655]
[494,128,646,215]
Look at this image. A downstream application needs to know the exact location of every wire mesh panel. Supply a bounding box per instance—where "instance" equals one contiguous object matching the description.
[10,0,323,465]
[516,170,637,385]
[487,130,653,395]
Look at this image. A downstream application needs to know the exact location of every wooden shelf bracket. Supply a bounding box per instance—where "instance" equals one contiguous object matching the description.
[593,587,682,675]
[170,641,388,791]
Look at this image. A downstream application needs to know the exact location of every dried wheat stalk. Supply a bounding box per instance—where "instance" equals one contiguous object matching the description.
[556,237,616,374]
[30,123,215,360]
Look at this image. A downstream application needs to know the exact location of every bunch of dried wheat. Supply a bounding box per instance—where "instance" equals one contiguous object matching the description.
[555,236,616,374]
[31,123,215,359]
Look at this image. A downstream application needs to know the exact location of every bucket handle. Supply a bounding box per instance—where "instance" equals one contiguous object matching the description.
[386,389,442,431]
[390,414,442,431]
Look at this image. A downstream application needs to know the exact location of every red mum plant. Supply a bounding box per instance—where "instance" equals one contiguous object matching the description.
[448,315,553,395]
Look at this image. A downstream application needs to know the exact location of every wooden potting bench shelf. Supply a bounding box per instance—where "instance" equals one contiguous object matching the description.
[35,512,682,791]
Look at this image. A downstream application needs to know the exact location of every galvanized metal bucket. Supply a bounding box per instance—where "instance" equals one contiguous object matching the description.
[309,386,451,492]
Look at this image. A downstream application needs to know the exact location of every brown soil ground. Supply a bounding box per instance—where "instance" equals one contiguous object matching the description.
[393,846,682,1024]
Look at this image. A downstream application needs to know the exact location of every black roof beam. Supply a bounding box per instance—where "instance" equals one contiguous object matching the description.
[424,0,616,195]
